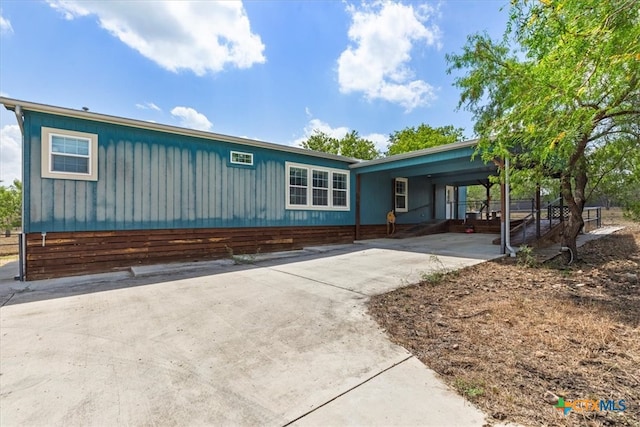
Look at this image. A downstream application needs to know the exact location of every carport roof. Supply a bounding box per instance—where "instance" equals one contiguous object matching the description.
[350,139,479,173]
[349,139,498,186]
[349,139,497,186]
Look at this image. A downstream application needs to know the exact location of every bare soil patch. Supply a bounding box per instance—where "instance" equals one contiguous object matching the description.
[369,218,639,426]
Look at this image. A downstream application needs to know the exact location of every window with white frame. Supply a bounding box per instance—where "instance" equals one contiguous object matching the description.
[395,177,408,212]
[41,127,98,181]
[286,162,349,210]
[289,166,308,206]
[332,172,348,207]
[312,170,329,206]
[230,151,253,165]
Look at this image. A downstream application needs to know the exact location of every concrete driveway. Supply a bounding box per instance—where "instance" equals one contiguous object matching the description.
[0,233,502,426]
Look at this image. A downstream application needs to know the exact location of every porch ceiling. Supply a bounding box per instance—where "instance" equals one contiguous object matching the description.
[352,140,499,187]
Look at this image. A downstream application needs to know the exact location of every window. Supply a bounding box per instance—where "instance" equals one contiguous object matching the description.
[230,151,253,165]
[332,173,348,207]
[395,177,408,212]
[289,166,308,206]
[312,170,329,206]
[41,127,98,181]
[286,162,349,210]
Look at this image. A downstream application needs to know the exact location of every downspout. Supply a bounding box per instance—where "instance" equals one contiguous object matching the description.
[14,105,26,280]
[504,156,517,257]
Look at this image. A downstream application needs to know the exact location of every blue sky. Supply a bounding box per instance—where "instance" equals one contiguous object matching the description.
[0,0,509,184]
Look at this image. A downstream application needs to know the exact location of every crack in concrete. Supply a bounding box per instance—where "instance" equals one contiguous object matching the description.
[281,355,414,426]
[1,292,15,307]
[267,267,369,297]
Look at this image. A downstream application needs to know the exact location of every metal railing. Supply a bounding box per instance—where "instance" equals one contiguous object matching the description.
[545,197,603,233]
[583,207,602,232]
[454,199,535,220]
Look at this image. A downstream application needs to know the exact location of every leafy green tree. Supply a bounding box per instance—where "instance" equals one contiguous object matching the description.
[0,179,22,234]
[587,136,640,217]
[447,0,640,258]
[301,130,340,155]
[386,124,465,156]
[301,129,380,160]
[340,130,381,160]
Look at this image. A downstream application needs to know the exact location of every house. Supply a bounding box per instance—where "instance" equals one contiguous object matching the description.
[1,97,499,280]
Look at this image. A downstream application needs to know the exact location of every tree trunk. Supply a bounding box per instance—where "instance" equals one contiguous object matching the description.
[560,154,588,262]
[562,213,583,261]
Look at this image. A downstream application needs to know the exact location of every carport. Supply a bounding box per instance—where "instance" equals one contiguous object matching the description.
[351,140,507,250]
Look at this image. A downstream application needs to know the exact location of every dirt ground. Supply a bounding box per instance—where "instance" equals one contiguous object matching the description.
[0,235,19,268]
[369,211,639,426]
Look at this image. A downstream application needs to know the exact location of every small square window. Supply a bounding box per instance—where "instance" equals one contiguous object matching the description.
[51,135,90,173]
[41,127,98,181]
[230,151,253,165]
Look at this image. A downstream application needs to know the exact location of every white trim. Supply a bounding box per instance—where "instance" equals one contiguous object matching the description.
[349,139,478,169]
[285,162,350,211]
[1,97,359,164]
[41,127,98,181]
[230,150,254,165]
[395,177,408,213]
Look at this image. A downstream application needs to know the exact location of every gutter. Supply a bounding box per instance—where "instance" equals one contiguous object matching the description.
[11,105,26,280]
[0,97,360,165]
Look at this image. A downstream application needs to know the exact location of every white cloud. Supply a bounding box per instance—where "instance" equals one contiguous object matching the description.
[0,12,13,34]
[293,115,388,153]
[293,118,350,147]
[47,1,266,75]
[364,132,389,153]
[170,106,213,131]
[136,102,161,112]
[337,1,440,112]
[0,125,21,184]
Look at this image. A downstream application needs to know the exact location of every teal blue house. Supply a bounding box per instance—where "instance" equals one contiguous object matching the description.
[2,98,497,280]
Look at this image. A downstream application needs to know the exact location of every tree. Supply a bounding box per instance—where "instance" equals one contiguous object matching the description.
[447,0,640,259]
[587,136,640,217]
[0,179,22,235]
[386,124,465,156]
[301,129,380,160]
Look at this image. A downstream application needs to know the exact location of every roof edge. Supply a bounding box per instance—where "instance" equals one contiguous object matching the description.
[349,139,479,169]
[0,97,361,164]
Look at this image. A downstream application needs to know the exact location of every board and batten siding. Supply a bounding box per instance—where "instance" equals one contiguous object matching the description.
[23,112,354,233]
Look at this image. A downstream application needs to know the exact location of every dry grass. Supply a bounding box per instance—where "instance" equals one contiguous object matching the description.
[0,234,19,257]
[369,214,639,426]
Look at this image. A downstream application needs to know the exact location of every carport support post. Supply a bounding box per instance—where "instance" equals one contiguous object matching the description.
[485,181,492,220]
[536,184,541,238]
[454,186,459,220]
[500,181,506,255]
[355,174,361,240]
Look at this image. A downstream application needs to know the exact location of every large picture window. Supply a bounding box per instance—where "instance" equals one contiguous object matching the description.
[286,162,349,210]
[41,127,98,181]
